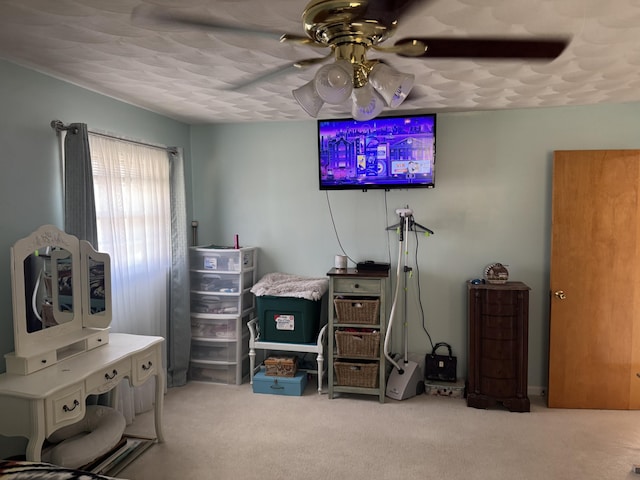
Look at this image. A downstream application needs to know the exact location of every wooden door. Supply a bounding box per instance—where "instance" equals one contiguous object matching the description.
[548,150,640,409]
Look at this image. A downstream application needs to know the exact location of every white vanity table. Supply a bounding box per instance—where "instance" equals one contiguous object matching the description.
[0,225,165,461]
[0,333,164,461]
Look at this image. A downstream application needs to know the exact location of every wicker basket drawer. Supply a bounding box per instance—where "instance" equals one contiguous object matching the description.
[334,298,380,324]
[334,361,379,388]
[335,330,380,358]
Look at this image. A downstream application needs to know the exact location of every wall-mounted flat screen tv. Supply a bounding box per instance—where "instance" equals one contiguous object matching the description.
[317,113,436,191]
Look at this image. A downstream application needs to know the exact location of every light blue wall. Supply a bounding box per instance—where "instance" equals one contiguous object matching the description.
[190,102,640,392]
[0,59,191,457]
[3,54,640,418]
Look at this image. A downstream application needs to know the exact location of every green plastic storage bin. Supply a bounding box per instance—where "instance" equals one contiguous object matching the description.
[256,295,322,343]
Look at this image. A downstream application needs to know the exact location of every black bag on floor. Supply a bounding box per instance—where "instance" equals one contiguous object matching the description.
[425,342,457,382]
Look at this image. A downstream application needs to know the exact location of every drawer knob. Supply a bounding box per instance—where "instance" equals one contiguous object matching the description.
[354,283,359,289]
[105,369,118,380]
[142,361,153,371]
[63,399,80,412]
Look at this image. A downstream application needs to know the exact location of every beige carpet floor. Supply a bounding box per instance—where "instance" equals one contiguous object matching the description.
[120,379,640,480]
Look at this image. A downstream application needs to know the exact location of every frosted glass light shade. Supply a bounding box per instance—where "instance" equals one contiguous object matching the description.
[351,83,385,121]
[292,80,324,117]
[314,60,353,104]
[369,63,415,108]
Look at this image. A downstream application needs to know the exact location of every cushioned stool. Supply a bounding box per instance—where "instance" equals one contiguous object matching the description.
[42,405,126,469]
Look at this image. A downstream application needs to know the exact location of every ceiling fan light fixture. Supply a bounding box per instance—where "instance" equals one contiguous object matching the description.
[292,79,324,118]
[369,63,414,108]
[314,60,353,104]
[351,83,385,121]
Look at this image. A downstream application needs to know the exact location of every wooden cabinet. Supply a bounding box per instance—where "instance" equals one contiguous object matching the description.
[467,281,530,412]
[327,268,388,403]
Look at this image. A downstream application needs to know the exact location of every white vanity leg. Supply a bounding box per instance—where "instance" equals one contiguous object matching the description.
[26,435,45,462]
[25,429,44,462]
[25,400,46,461]
[154,370,165,443]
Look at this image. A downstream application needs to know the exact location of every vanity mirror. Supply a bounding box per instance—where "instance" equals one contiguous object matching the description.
[5,225,112,375]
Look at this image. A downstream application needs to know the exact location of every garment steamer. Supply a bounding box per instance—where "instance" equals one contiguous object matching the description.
[384,208,433,400]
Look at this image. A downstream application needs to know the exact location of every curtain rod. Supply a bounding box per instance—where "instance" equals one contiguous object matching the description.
[50,120,78,134]
[50,119,178,155]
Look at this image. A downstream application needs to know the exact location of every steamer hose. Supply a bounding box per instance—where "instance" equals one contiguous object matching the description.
[384,214,410,374]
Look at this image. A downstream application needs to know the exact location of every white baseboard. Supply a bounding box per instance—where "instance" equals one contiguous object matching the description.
[528,385,546,397]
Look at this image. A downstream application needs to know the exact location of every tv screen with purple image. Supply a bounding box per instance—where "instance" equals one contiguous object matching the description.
[317,113,436,191]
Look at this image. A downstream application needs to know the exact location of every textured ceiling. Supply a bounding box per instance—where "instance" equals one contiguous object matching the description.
[1,0,640,124]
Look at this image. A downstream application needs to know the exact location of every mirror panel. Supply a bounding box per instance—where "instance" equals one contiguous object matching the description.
[52,248,75,326]
[11,225,81,356]
[81,240,111,329]
[23,247,75,333]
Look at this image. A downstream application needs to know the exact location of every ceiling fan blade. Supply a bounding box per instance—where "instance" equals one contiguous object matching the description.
[226,63,301,91]
[226,54,332,91]
[394,37,570,60]
[131,4,309,43]
[363,0,433,26]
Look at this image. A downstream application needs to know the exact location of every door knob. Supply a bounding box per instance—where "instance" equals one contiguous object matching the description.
[554,290,566,300]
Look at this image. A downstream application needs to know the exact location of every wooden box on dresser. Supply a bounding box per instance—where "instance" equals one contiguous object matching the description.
[467,281,530,412]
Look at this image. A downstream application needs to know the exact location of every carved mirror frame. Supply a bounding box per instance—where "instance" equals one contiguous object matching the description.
[9,225,111,360]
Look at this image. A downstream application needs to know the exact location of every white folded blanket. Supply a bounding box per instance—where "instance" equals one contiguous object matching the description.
[250,272,329,301]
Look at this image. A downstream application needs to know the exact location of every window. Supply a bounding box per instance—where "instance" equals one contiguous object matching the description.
[89,134,170,337]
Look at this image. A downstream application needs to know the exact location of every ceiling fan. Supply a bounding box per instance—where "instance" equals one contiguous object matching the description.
[132,0,570,121]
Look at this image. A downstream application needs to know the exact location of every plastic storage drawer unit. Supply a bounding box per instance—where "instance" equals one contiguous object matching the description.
[252,369,307,396]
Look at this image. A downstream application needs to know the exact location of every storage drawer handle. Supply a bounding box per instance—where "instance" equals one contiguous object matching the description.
[104,369,118,380]
[270,379,284,390]
[63,399,80,412]
[142,361,153,371]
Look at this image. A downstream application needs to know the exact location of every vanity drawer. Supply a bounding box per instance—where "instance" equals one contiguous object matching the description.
[85,359,131,395]
[45,384,86,435]
[86,330,110,350]
[332,278,381,295]
[5,350,57,375]
[132,349,157,386]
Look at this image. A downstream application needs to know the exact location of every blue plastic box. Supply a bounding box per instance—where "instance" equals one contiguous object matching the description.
[252,370,307,396]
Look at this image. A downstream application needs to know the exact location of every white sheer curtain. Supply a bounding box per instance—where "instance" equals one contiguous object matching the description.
[88,133,171,423]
